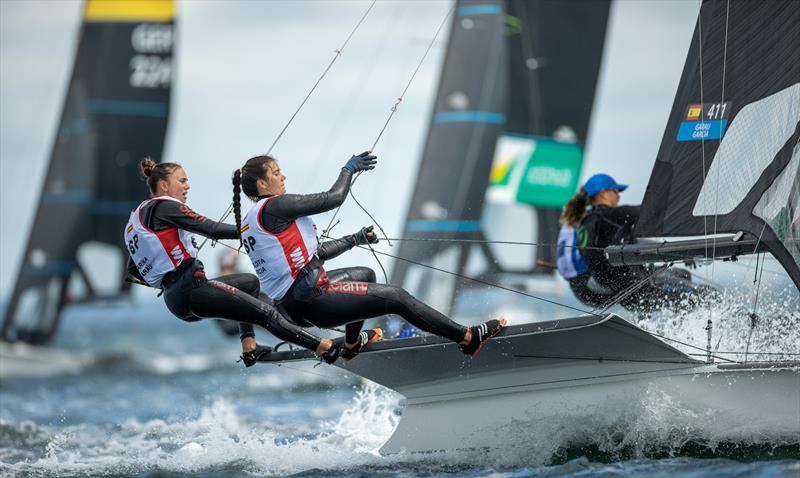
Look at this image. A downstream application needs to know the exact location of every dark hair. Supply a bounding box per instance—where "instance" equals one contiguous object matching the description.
[560,188,589,228]
[232,155,276,248]
[138,157,182,196]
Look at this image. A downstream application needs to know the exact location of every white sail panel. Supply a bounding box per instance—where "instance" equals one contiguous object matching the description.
[692,82,800,216]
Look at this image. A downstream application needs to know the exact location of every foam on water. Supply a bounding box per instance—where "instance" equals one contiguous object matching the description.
[1,384,402,477]
[3,376,797,477]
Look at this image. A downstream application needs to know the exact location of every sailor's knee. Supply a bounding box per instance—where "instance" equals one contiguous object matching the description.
[355,266,376,283]
[239,274,260,296]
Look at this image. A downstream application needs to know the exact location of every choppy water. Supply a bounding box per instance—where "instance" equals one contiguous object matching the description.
[1,267,799,477]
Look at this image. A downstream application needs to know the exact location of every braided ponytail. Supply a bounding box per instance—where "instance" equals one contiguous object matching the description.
[232,169,244,250]
[560,188,589,228]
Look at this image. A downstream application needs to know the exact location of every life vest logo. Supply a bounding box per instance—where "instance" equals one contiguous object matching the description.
[289,247,305,272]
[170,245,185,262]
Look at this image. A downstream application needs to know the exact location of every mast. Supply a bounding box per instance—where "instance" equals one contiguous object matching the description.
[390,0,610,315]
[2,0,175,343]
[613,0,800,289]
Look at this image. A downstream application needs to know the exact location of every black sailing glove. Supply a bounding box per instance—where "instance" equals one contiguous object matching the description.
[239,344,273,368]
[343,151,377,173]
[320,341,343,365]
[351,225,379,247]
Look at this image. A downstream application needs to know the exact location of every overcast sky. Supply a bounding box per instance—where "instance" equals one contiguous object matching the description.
[0,0,699,299]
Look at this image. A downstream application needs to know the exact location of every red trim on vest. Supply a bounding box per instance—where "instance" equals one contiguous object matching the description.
[137,198,190,268]
[154,228,190,268]
[276,221,310,279]
[324,281,369,295]
[258,197,312,280]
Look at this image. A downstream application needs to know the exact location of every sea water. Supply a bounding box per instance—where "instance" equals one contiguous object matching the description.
[1,268,798,477]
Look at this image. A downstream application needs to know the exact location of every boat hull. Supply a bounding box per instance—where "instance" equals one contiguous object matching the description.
[256,314,800,454]
[381,361,800,454]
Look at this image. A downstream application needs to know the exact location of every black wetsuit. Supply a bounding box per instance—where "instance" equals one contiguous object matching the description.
[578,205,710,313]
[254,168,468,344]
[126,199,324,351]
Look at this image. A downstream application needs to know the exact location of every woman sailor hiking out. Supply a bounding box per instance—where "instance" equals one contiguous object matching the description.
[232,152,506,362]
[124,158,337,366]
[560,173,714,314]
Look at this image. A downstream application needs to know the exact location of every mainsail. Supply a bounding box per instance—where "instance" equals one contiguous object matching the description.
[2,0,175,343]
[622,0,800,289]
[390,0,610,314]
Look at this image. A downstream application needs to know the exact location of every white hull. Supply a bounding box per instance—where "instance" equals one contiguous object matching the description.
[382,362,800,454]
[257,314,800,454]
[0,341,93,379]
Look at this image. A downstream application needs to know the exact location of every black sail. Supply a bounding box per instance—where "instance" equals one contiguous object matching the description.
[2,0,175,343]
[390,0,609,315]
[635,0,800,289]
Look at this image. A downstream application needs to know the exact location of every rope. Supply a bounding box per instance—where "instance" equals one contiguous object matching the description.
[322,6,454,248]
[197,1,376,252]
[353,244,603,317]
[710,0,731,276]
[697,0,708,258]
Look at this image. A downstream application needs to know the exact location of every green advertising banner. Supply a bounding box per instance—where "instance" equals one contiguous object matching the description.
[487,133,584,208]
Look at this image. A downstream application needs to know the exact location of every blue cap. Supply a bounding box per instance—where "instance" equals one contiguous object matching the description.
[583,174,628,198]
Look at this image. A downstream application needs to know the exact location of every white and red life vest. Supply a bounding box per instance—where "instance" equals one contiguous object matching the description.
[241,197,319,300]
[124,196,198,287]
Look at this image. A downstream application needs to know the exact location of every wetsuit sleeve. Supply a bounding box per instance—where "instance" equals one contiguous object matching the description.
[316,235,356,261]
[605,205,640,242]
[238,322,255,340]
[261,169,353,227]
[151,200,239,239]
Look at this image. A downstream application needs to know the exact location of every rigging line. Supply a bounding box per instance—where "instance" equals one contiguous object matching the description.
[747,253,767,334]
[697,0,709,259]
[513,354,699,365]
[710,0,731,276]
[198,2,377,253]
[689,351,800,357]
[611,320,737,364]
[267,0,377,157]
[592,264,672,314]
[307,1,403,190]
[212,236,736,365]
[353,244,603,317]
[369,5,453,153]
[378,236,612,252]
[323,6,454,243]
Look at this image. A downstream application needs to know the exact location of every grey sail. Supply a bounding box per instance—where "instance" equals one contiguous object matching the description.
[390,0,610,316]
[619,0,800,289]
[2,0,175,343]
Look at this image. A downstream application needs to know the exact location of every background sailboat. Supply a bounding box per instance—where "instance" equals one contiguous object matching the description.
[2,0,174,343]
[390,0,610,319]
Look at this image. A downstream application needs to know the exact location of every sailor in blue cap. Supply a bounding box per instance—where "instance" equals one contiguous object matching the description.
[559,173,713,314]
